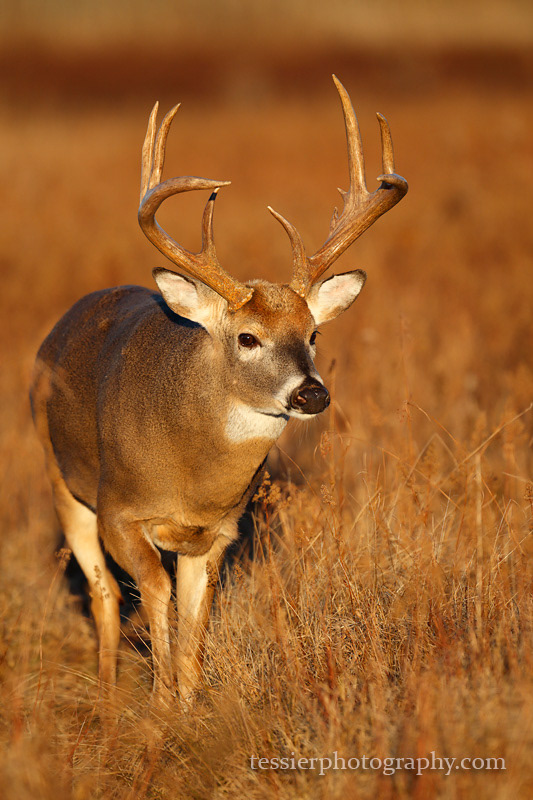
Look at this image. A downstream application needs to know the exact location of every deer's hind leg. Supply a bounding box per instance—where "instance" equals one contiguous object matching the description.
[53,482,122,687]
[31,368,122,689]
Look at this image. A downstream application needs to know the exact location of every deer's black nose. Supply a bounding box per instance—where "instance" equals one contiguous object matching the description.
[290,380,330,415]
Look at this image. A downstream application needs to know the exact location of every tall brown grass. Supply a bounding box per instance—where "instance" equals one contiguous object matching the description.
[0,43,532,799]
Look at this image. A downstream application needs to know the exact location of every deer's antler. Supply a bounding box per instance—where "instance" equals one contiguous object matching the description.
[138,103,253,312]
[268,75,408,297]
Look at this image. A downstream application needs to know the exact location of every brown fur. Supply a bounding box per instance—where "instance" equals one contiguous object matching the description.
[31,278,349,701]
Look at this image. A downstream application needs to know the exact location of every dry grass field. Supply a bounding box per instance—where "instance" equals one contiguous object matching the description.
[1,3,532,797]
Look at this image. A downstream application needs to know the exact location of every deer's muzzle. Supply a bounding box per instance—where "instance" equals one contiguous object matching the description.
[290,380,330,415]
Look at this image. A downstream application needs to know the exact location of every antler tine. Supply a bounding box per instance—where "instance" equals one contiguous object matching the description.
[140,102,159,201]
[333,74,367,202]
[273,75,408,298]
[267,206,308,294]
[201,189,220,259]
[138,103,253,312]
[150,104,180,190]
[377,112,394,176]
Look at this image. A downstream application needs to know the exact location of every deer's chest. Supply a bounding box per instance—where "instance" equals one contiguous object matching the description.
[149,518,218,556]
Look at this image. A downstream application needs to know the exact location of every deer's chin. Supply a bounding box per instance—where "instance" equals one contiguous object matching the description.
[287,407,321,420]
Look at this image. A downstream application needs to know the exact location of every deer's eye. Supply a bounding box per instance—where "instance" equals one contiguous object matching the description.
[310,331,318,346]
[238,333,260,348]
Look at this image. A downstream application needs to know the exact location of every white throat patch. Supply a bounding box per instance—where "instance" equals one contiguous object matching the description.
[224,402,288,444]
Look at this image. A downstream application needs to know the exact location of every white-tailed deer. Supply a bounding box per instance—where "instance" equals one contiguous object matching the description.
[31,76,407,703]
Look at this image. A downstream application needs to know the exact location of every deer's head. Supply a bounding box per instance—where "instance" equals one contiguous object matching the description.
[139,77,408,420]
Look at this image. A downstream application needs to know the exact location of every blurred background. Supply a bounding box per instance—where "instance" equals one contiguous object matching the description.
[2,0,533,107]
[2,0,531,469]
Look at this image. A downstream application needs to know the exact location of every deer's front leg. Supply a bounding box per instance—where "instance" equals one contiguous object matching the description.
[175,535,229,703]
[98,510,174,699]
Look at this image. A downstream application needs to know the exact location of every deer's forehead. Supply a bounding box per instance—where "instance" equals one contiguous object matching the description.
[232,283,313,333]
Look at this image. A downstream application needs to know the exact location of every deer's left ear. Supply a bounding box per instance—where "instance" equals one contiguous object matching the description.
[306,270,366,326]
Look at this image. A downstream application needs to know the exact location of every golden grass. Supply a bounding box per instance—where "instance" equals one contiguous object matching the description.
[0,55,532,798]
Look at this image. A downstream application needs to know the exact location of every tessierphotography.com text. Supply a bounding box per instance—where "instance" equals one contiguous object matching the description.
[250,752,506,777]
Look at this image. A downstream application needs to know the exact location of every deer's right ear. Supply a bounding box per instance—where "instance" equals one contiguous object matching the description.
[153,268,222,329]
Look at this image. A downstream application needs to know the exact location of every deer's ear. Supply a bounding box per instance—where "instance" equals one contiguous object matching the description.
[306,270,366,326]
[153,268,223,330]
